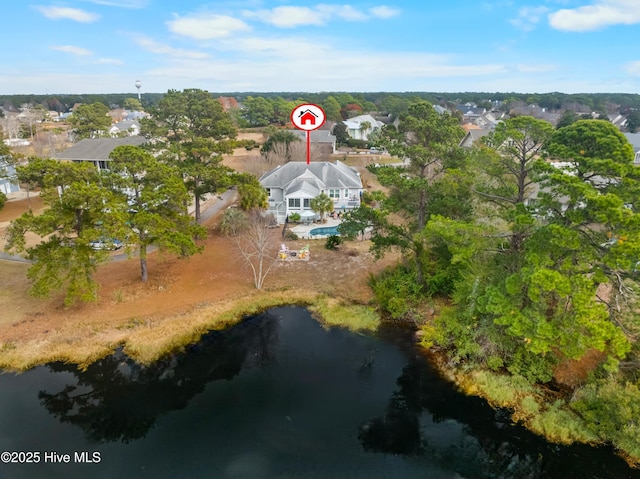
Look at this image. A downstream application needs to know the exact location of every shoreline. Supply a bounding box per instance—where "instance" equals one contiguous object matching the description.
[0,289,379,372]
[1,280,638,470]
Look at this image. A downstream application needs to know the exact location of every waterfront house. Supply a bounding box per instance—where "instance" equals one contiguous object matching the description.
[259,161,363,224]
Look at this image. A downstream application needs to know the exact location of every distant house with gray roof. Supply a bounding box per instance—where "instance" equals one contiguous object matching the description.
[290,129,337,155]
[0,158,19,196]
[459,128,492,148]
[53,137,147,171]
[259,161,363,223]
[624,133,640,166]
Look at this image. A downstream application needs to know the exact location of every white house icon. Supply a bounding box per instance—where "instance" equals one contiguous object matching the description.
[298,109,319,126]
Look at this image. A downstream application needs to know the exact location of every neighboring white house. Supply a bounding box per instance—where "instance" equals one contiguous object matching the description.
[343,114,384,141]
[0,158,20,195]
[624,133,640,166]
[259,161,364,224]
[53,137,147,171]
[109,120,141,137]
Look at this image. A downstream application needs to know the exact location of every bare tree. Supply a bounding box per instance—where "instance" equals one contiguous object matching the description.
[1,115,21,140]
[220,208,280,290]
[262,141,294,165]
[287,141,322,163]
[19,103,47,140]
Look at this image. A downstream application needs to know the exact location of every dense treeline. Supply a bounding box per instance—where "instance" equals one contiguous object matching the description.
[3,91,640,115]
[339,102,640,466]
[0,93,166,113]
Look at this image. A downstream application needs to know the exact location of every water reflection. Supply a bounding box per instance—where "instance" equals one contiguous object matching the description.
[357,340,639,479]
[38,311,279,443]
[1,306,638,479]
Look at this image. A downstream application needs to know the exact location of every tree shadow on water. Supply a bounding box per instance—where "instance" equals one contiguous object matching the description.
[38,312,279,443]
[357,358,640,479]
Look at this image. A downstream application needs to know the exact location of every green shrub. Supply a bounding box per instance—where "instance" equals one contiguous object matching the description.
[472,370,534,408]
[232,139,260,150]
[506,347,556,384]
[571,379,640,462]
[486,355,504,371]
[370,265,424,320]
[530,400,598,444]
[0,191,6,210]
[284,231,298,241]
[346,138,369,149]
[325,235,342,250]
[288,212,300,222]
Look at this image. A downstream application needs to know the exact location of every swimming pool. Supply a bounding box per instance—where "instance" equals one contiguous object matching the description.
[309,225,340,237]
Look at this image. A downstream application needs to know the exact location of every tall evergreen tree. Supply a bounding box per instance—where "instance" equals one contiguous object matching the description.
[68,102,112,140]
[142,89,237,223]
[109,145,206,282]
[5,160,122,304]
[361,101,466,286]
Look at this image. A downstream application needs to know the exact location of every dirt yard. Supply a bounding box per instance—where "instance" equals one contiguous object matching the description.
[0,141,398,367]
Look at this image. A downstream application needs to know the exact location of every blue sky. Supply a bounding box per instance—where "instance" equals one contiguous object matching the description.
[2,0,640,94]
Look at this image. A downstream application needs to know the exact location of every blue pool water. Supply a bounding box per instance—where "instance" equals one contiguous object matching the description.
[309,225,340,236]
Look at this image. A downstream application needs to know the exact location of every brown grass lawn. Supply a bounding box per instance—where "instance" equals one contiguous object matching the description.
[0,138,399,369]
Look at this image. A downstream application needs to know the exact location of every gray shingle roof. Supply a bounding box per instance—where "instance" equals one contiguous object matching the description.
[260,161,362,190]
[286,178,321,197]
[624,133,640,151]
[53,137,147,161]
[290,129,336,143]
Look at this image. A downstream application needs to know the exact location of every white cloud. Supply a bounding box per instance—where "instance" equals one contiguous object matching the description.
[625,61,640,76]
[50,45,93,56]
[516,63,557,73]
[98,58,123,65]
[317,5,368,21]
[134,36,209,59]
[509,6,549,31]
[243,4,400,28]
[369,6,401,19]
[143,33,506,93]
[549,0,640,31]
[84,0,148,7]
[167,13,251,40]
[243,6,324,27]
[35,6,100,22]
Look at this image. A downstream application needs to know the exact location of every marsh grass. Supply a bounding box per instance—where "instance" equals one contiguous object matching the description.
[464,370,535,408]
[0,288,380,372]
[456,368,600,447]
[111,290,318,365]
[528,400,599,444]
[308,297,380,332]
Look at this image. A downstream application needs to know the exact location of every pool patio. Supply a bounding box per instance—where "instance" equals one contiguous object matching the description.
[290,218,343,240]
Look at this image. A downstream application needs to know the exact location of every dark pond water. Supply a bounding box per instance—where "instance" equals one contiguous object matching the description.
[0,306,639,479]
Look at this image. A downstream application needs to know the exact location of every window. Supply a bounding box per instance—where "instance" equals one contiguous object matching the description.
[266,188,271,197]
[329,189,340,199]
[288,198,300,208]
[303,198,310,208]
